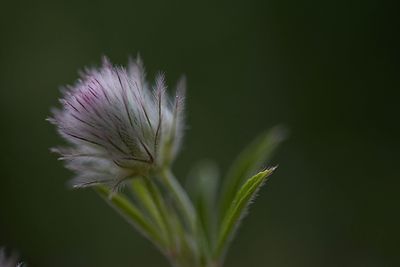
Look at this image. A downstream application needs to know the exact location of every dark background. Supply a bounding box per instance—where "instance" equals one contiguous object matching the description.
[1,0,399,266]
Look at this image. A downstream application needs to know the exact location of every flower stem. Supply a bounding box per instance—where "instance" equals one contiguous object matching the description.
[161,170,196,230]
[95,185,165,250]
[160,169,200,265]
[142,176,175,247]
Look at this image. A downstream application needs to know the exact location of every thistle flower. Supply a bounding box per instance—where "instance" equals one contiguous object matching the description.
[49,57,185,189]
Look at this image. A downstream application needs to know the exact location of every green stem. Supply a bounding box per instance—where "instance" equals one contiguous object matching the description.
[143,176,175,248]
[160,170,196,233]
[160,169,200,265]
[95,185,165,251]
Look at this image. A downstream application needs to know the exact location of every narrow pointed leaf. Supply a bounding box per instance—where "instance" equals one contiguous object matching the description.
[215,167,276,259]
[219,126,286,219]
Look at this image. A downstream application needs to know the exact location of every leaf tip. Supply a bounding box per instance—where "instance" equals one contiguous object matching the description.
[261,165,278,176]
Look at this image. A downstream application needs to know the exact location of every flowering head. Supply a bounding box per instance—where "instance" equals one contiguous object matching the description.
[49,57,185,189]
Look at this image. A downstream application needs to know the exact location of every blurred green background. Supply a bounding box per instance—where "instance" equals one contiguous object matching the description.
[1,0,399,266]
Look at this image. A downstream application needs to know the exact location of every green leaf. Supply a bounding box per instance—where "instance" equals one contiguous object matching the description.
[186,160,220,258]
[219,126,286,220]
[215,167,276,259]
[95,185,166,250]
